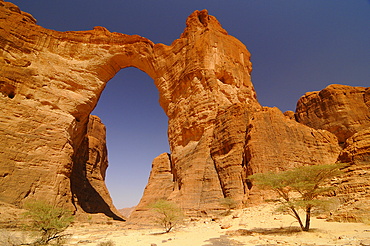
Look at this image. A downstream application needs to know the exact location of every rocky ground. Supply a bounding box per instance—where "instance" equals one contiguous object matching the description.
[2,203,370,246]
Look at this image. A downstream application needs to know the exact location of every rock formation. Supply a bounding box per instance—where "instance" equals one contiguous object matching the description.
[0,0,157,220]
[0,1,369,222]
[296,84,370,144]
[295,85,370,221]
[71,115,124,220]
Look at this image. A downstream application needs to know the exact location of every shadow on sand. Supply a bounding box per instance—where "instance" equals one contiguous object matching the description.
[226,226,305,236]
[203,235,244,246]
[150,231,168,235]
[202,227,306,246]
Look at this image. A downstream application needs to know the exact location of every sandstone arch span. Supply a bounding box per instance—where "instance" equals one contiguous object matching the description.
[0,3,259,220]
[1,1,369,222]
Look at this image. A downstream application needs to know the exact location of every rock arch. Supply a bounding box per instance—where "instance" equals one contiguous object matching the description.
[0,3,259,219]
[1,2,369,222]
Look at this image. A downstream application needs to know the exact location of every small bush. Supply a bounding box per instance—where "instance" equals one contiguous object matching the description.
[219,197,237,216]
[22,200,74,245]
[97,240,115,246]
[219,197,237,209]
[149,199,183,233]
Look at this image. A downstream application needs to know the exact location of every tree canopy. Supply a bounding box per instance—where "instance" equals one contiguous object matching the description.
[23,200,74,244]
[249,163,345,231]
[149,199,183,233]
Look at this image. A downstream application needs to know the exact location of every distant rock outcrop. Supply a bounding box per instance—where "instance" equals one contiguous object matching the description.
[295,84,370,221]
[0,1,368,222]
[118,206,136,218]
[296,84,370,143]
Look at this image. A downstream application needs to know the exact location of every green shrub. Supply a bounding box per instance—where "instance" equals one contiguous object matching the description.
[219,197,237,215]
[22,200,74,245]
[149,199,183,233]
[249,163,346,231]
[97,240,115,246]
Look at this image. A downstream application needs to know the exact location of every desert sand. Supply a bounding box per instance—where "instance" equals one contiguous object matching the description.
[52,203,370,245]
[2,203,369,246]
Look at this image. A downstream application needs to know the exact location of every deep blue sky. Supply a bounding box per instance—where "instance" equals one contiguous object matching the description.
[11,0,370,208]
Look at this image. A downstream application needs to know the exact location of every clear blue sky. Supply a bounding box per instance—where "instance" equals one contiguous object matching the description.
[11,0,370,209]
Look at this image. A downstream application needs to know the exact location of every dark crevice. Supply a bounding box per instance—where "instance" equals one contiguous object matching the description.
[168,153,176,184]
[7,91,15,98]
[0,81,16,99]
[242,118,254,194]
[23,188,31,199]
[215,71,233,85]
[210,132,227,198]
[246,179,253,190]
[198,13,209,27]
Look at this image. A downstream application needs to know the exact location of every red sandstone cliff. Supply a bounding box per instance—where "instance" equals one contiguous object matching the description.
[295,85,370,221]
[0,1,368,222]
[72,115,124,220]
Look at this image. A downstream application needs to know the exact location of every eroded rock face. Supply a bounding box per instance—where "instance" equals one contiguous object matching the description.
[295,84,370,144]
[128,153,174,222]
[0,2,258,217]
[71,115,124,220]
[210,104,251,207]
[245,107,341,172]
[0,1,369,221]
[149,10,261,214]
[295,85,370,221]
[0,0,157,216]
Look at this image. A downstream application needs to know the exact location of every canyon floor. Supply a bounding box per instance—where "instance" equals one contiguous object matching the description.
[2,203,370,246]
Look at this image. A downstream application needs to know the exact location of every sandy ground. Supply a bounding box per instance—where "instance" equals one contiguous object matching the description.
[2,203,370,246]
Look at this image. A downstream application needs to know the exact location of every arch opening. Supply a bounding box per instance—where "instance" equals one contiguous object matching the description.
[92,67,170,213]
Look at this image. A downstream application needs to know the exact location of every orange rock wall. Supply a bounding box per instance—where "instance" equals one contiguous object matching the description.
[296,84,370,221]
[0,1,368,221]
[71,115,124,220]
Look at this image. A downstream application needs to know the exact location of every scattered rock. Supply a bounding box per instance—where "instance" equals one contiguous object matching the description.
[360,239,370,246]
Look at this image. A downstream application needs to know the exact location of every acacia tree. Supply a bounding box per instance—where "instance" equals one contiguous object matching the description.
[149,199,183,233]
[249,164,345,231]
[22,200,74,245]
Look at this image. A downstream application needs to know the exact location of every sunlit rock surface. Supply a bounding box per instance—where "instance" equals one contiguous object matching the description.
[0,1,369,222]
[295,84,370,144]
[295,84,370,221]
